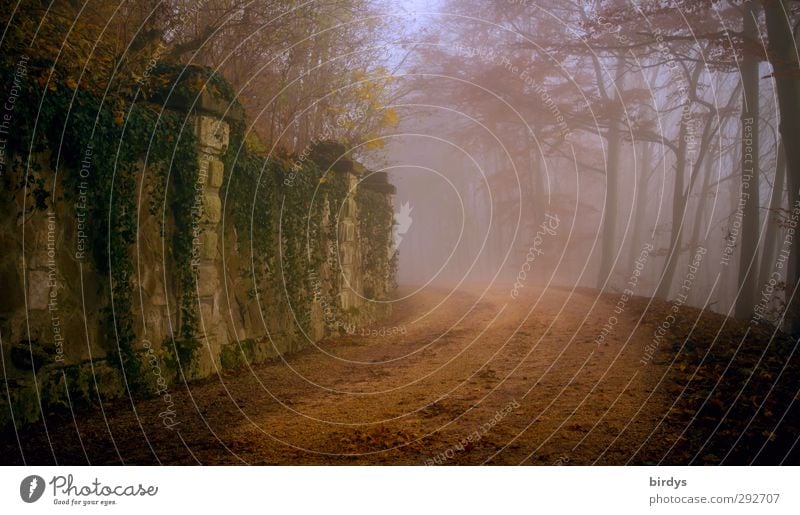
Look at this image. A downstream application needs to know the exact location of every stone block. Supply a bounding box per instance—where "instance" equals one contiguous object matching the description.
[209,159,224,188]
[197,153,212,186]
[196,264,219,298]
[204,193,222,223]
[195,115,229,153]
[340,290,353,311]
[344,198,357,218]
[150,283,167,306]
[338,221,355,242]
[340,265,354,284]
[340,244,354,265]
[201,231,218,260]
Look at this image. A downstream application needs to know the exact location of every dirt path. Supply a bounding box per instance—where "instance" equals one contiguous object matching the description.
[6,285,797,465]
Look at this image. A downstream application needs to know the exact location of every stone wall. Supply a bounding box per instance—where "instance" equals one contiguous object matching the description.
[0,93,395,430]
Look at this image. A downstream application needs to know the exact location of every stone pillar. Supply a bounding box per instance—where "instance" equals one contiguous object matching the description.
[338,172,360,311]
[192,114,229,376]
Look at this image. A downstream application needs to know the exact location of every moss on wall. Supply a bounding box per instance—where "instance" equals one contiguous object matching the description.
[0,62,396,431]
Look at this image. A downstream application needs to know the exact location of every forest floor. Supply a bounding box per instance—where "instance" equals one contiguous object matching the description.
[4,286,799,465]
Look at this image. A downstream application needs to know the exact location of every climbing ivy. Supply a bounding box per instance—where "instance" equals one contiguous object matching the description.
[0,57,396,389]
[222,131,353,334]
[357,187,394,299]
[0,61,202,389]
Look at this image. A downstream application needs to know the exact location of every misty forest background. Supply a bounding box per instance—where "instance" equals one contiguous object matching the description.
[4,0,800,326]
[2,0,800,465]
[391,0,800,336]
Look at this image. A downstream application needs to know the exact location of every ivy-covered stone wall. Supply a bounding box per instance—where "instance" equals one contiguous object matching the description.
[0,64,396,430]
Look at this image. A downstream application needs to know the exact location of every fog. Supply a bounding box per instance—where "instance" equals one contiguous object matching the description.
[375,0,795,328]
[3,0,800,469]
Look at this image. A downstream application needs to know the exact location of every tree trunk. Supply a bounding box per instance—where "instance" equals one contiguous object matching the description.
[687,156,714,305]
[655,117,689,300]
[597,55,625,289]
[628,143,651,268]
[763,0,800,332]
[758,141,786,291]
[689,156,713,252]
[655,61,708,300]
[530,147,546,223]
[735,0,762,319]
